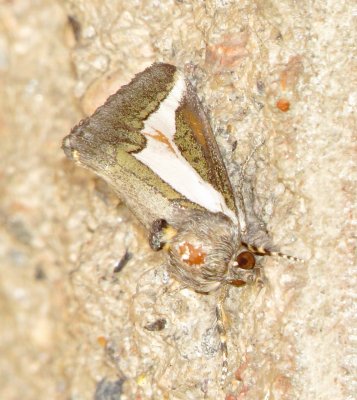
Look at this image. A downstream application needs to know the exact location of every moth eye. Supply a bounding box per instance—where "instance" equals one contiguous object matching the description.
[236,251,256,270]
[178,242,206,266]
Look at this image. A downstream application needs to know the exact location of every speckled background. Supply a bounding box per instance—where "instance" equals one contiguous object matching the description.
[0,1,355,399]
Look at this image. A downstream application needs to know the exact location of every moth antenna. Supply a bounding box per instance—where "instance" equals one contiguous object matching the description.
[236,140,265,236]
[216,285,229,387]
[238,140,265,187]
[242,242,304,263]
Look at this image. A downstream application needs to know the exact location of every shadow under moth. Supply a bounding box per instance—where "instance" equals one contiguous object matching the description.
[62,62,301,386]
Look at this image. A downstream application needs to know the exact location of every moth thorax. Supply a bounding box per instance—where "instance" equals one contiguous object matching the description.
[168,211,238,293]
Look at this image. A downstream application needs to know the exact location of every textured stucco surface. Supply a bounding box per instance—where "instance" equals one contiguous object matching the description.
[0,1,355,399]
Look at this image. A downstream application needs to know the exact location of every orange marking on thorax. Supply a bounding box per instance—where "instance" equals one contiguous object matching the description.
[178,242,206,266]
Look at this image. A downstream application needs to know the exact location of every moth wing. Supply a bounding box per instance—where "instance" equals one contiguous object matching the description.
[173,73,237,218]
[62,63,237,231]
[63,64,190,229]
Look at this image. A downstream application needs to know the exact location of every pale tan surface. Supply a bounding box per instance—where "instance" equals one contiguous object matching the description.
[0,1,355,399]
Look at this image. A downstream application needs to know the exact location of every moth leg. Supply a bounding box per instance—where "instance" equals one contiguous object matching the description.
[148,219,177,251]
[227,267,262,287]
[215,284,229,387]
[242,242,304,263]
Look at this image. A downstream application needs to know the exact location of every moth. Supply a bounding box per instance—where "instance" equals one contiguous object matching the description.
[62,62,300,385]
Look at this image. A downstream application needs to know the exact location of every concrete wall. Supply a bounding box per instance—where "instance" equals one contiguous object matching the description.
[0,1,355,399]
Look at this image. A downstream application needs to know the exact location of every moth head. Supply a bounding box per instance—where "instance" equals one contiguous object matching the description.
[226,250,257,287]
[156,210,255,293]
